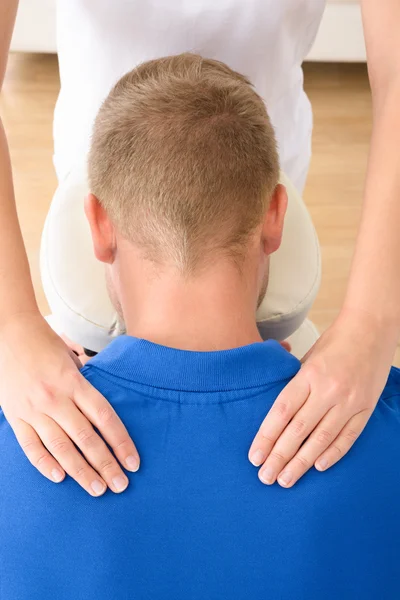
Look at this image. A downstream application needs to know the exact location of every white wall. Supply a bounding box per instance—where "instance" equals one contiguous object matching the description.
[308,1,366,62]
[10,0,56,54]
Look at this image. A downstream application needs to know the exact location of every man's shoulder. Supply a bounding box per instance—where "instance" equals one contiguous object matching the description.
[372,366,400,421]
[373,366,400,419]
[81,362,133,408]
[381,366,400,401]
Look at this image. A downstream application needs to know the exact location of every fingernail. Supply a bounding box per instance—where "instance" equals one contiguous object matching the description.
[91,480,106,496]
[259,466,274,485]
[278,471,293,487]
[316,458,329,471]
[250,449,265,467]
[112,475,129,493]
[126,455,140,472]
[51,468,64,483]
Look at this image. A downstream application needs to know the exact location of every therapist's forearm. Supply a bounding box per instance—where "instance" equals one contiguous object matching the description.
[0,0,36,328]
[343,79,400,344]
[0,119,39,329]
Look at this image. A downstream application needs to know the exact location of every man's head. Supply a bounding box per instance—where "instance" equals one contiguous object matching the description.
[85,53,287,343]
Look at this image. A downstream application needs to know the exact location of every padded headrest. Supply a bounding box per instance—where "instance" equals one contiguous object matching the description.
[41,168,320,351]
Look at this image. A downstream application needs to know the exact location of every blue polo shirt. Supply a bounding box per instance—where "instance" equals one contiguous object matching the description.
[1,336,400,600]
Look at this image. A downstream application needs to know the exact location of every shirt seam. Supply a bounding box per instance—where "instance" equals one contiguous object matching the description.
[82,364,288,402]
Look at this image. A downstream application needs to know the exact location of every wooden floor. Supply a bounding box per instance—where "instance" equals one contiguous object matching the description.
[2,54,398,364]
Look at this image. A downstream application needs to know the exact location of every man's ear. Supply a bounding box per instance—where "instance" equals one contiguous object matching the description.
[261,184,288,255]
[84,193,116,264]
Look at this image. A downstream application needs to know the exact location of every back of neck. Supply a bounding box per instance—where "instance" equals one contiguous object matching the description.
[118,258,262,351]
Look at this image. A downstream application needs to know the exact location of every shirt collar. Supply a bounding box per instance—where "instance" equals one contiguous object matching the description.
[87,335,301,392]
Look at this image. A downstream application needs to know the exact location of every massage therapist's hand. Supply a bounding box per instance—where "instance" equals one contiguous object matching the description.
[0,312,140,496]
[249,309,396,487]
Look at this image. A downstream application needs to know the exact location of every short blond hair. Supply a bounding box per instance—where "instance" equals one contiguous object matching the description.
[88,53,279,273]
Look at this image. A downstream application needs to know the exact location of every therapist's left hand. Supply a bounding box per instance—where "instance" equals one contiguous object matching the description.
[249,308,397,487]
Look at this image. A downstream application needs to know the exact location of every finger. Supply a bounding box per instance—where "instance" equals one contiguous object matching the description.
[34,415,108,497]
[258,394,328,485]
[275,405,349,488]
[60,334,85,357]
[249,375,310,467]
[78,352,91,366]
[280,341,291,352]
[74,379,140,472]
[69,349,83,369]
[48,402,130,494]
[314,410,372,472]
[13,418,66,483]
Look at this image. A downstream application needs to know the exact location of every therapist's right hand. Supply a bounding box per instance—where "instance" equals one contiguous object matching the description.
[0,312,140,496]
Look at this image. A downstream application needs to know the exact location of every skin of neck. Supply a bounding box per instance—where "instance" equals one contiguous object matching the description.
[85,183,287,352]
[112,236,268,351]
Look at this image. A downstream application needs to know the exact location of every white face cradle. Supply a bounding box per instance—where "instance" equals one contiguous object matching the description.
[41,168,320,353]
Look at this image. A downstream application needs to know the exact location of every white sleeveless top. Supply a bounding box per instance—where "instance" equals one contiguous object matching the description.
[54,0,326,192]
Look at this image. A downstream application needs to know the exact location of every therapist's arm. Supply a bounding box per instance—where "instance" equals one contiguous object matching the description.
[0,0,139,495]
[249,0,400,487]
[344,0,400,335]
